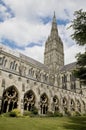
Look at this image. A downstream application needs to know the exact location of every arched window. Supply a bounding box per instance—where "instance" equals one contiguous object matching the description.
[10,62,13,69]
[62,97,68,114]
[29,68,34,77]
[40,93,48,114]
[10,61,17,71]
[62,84,67,90]
[64,75,67,82]
[71,82,76,91]
[1,86,18,113]
[0,57,3,65]
[53,96,59,112]
[15,64,17,70]
[24,90,35,111]
[70,73,75,81]
[62,75,67,83]
[0,56,6,66]
[70,99,75,111]
[4,59,7,67]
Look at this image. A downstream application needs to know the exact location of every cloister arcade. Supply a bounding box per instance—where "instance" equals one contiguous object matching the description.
[0,85,85,115]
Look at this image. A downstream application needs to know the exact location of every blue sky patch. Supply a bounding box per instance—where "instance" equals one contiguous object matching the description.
[0,0,15,22]
[1,38,25,50]
[57,19,70,25]
[40,15,69,26]
[27,42,43,48]
[40,16,51,24]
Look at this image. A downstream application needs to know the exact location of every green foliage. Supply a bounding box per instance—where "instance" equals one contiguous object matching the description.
[76,52,86,66]
[23,107,38,117]
[46,111,54,117]
[74,52,86,84]
[9,109,21,117]
[69,9,86,84]
[65,111,71,116]
[46,111,63,117]
[72,111,81,116]
[70,9,86,45]
[0,112,10,117]
[31,106,38,115]
[23,111,32,116]
[54,111,63,117]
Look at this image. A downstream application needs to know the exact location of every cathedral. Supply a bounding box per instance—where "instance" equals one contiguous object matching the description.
[0,13,86,115]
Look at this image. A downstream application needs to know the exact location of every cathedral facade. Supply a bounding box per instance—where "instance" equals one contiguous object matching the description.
[0,13,86,115]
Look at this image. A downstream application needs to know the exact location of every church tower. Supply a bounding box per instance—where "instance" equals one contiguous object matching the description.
[44,12,64,73]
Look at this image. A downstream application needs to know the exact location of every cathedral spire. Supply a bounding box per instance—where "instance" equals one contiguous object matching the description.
[51,11,58,37]
[53,11,56,23]
[44,12,64,73]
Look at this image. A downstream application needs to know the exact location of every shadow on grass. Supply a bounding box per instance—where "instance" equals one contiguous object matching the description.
[63,116,86,130]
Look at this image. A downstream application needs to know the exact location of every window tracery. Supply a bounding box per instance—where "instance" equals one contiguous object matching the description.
[1,86,18,113]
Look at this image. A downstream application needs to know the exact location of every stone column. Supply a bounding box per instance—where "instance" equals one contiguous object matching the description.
[54,74,58,86]
[18,92,24,115]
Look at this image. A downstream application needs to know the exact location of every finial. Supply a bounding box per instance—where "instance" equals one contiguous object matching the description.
[52,11,56,23]
[54,11,55,18]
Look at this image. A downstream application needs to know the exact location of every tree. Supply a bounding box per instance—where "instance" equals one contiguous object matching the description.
[70,9,86,84]
[74,52,86,84]
[70,9,86,45]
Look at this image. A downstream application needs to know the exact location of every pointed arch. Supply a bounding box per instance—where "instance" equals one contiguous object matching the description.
[24,90,35,111]
[70,99,75,111]
[1,85,18,113]
[40,93,48,114]
[53,95,59,112]
[62,97,68,106]
[62,97,68,114]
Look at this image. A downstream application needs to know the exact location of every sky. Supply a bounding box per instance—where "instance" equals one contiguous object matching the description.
[0,0,86,65]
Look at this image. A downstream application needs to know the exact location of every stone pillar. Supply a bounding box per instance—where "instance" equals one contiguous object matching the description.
[59,97,63,114]
[18,92,24,115]
[54,74,58,86]
[0,96,2,113]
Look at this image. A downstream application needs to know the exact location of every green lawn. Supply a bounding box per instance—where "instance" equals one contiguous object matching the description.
[0,116,86,130]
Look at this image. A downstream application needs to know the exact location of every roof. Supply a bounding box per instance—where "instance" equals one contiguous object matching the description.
[60,62,76,72]
[0,44,49,72]
[20,53,49,72]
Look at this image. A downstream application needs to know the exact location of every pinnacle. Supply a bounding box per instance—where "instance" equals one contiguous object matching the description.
[50,11,58,37]
[52,11,56,23]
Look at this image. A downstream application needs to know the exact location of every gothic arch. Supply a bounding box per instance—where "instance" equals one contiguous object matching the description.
[70,99,75,111]
[53,95,59,112]
[24,90,35,111]
[40,93,48,114]
[62,97,68,113]
[1,85,18,113]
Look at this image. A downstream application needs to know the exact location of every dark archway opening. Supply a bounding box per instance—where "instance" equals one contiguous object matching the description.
[1,86,18,113]
[24,90,35,111]
[40,93,48,114]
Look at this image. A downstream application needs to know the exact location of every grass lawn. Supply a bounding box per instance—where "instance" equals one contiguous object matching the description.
[0,116,86,130]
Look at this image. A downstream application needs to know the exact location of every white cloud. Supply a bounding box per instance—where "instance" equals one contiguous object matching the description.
[0,0,86,65]
[0,17,50,46]
[17,45,44,63]
[64,45,85,64]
